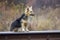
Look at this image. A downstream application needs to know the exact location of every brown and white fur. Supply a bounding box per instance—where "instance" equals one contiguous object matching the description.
[21,6,34,31]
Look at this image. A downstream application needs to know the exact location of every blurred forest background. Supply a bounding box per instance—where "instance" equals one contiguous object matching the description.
[0,0,60,31]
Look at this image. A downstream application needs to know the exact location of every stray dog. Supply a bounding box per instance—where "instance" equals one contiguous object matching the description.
[10,6,34,32]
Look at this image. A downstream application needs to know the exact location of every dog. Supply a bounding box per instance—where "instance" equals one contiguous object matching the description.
[10,6,34,32]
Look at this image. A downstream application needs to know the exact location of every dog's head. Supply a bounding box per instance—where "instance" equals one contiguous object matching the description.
[25,6,34,16]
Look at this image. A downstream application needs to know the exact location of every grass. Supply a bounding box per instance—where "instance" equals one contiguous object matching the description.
[0,2,60,31]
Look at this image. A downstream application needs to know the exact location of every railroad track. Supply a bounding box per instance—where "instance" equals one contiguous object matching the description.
[0,30,60,40]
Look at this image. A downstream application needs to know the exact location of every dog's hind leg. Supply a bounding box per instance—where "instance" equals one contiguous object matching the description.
[10,26,18,32]
[13,28,18,32]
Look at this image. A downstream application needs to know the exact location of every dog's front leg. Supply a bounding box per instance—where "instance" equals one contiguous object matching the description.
[26,27,29,32]
[25,23,29,32]
[21,23,25,32]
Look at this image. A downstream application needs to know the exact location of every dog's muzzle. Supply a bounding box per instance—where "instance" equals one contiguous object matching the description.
[30,14,35,16]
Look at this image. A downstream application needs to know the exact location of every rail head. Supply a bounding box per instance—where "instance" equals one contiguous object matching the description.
[0,30,60,35]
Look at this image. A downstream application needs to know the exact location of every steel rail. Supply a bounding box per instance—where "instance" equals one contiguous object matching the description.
[0,30,60,35]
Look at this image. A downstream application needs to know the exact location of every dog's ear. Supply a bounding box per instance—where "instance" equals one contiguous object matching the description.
[30,6,32,9]
[29,6,33,11]
[25,6,29,13]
